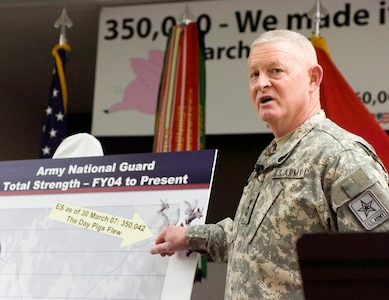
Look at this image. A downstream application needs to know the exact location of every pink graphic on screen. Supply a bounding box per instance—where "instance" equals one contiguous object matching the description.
[105,49,164,115]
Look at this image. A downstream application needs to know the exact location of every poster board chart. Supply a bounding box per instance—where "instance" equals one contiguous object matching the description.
[0,149,217,300]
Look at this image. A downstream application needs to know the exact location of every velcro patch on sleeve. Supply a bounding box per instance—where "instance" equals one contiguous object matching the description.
[348,189,389,230]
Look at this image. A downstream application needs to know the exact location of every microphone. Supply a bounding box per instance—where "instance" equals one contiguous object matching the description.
[254,163,264,177]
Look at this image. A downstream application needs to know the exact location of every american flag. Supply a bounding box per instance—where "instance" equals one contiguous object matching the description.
[376,112,389,124]
[39,44,71,158]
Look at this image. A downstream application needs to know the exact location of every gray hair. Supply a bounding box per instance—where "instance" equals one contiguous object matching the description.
[251,29,318,64]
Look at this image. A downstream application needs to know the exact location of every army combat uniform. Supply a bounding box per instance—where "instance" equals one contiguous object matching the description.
[187,110,389,299]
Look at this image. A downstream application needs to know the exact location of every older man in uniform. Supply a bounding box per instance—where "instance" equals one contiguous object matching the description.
[150,29,389,299]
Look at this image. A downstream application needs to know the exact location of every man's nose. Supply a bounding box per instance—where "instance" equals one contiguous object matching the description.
[256,74,271,90]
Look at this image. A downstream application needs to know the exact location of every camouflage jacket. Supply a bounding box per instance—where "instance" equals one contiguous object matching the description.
[187,110,389,299]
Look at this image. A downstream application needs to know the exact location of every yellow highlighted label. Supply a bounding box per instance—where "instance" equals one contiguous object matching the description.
[49,202,154,247]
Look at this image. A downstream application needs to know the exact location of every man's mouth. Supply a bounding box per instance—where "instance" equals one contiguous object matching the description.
[260,96,273,104]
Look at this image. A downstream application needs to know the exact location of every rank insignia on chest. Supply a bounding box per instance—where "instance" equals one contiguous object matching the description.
[348,189,389,230]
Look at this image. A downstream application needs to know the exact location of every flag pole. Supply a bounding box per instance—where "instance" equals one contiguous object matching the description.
[54,7,73,45]
[39,8,72,158]
[53,8,72,114]
[178,3,195,25]
[308,0,330,57]
[308,0,328,37]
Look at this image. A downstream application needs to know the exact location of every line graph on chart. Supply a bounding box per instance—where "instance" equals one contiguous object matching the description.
[0,189,208,299]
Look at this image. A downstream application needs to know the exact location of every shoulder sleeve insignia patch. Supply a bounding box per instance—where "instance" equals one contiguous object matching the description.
[348,189,389,230]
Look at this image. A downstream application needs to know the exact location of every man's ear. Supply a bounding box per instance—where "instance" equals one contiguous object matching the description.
[309,64,323,92]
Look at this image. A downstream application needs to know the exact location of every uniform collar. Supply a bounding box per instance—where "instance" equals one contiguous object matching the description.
[258,110,326,168]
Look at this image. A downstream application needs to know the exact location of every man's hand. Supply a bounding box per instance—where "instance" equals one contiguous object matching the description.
[150,225,188,256]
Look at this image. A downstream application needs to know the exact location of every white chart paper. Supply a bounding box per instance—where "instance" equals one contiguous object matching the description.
[0,150,217,300]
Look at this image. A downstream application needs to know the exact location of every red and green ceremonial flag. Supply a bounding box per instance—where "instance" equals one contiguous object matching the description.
[153,21,207,281]
[311,35,389,171]
[39,43,71,158]
[153,22,206,152]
